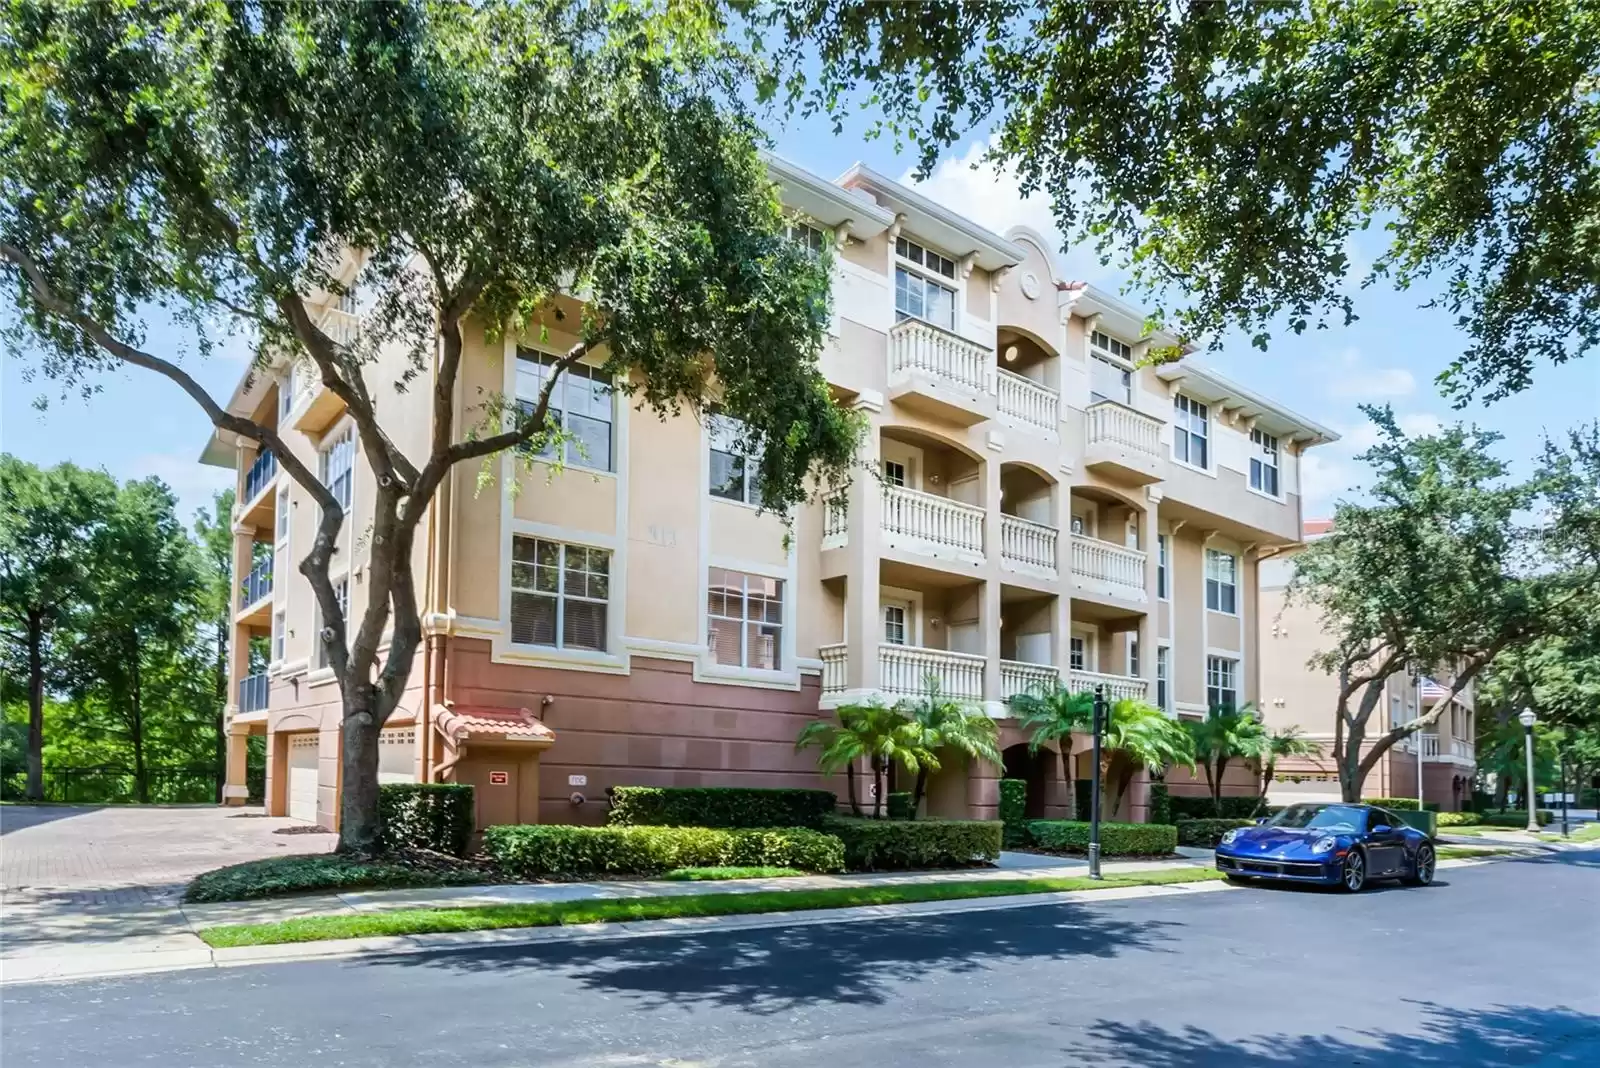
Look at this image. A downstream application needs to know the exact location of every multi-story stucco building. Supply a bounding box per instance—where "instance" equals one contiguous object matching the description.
[1256,521,1478,810]
[204,156,1338,830]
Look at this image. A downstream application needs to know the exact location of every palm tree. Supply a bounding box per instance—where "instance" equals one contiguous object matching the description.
[795,700,914,818]
[1252,726,1322,815]
[1007,679,1094,817]
[1102,698,1196,818]
[1186,703,1267,815]
[899,675,1003,817]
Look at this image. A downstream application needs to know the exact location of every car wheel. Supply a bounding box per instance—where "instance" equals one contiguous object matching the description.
[1341,849,1368,893]
[1406,844,1436,887]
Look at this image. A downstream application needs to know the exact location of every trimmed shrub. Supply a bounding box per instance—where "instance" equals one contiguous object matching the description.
[483,824,845,879]
[999,778,1028,847]
[185,853,487,903]
[1168,794,1265,820]
[1476,809,1554,827]
[1148,781,1173,826]
[886,791,915,820]
[1025,820,1178,856]
[1175,818,1256,848]
[606,786,837,829]
[821,816,1002,871]
[378,783,475,857]
[1363,796,1421,811]
[1436,810,1479,827]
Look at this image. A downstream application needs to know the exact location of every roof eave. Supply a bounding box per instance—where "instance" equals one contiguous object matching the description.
[835,162,1028,271]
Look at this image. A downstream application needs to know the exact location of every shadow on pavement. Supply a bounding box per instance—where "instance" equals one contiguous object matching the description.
[1059,1001,1600,1067]
[0,805,106,836]
[369,900,1181,1013]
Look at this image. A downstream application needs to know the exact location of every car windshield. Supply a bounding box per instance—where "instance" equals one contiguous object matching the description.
[1267,804,1366,833]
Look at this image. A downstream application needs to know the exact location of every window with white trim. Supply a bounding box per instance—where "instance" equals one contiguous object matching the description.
[272,609,286,663]
[1156,646,1170,713]
[786,221,827,257]
[883,604,908,646]
[1173,394,1210,469]
[515,349,614,472]
[1129,637,1140,678]
[279,364,298,420]
[1250,428,1281,497]
[510,536,610,652]
[1205,549,1238,614]
[893,236,957,330]
[882,460,907,488]
[320,427,354,512]
[707,567,783,670]
[1157,534,1170,600]
[276,487,291,543]
[708,413,761,505]
[317,576,349,669]
[1069,636,1087,672]
[1206,656,1238,710]
[1088,331,1133,406]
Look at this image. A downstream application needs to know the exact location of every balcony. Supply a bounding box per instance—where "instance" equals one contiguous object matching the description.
[1001,659,1059,701]
[237,559,273,625]
[886,319,995,425]
[1418,734,1476,763]
[238,449,279,529]
[1070,537,1148,605]
[817,643,987,703]
[1083,400,1164,485]
[237,673,270,715]
[286,307,359,435]
[1000,514,1058,579]
[881,485,985,565]
[1067,669,1150,703]
[996,369,1059,435]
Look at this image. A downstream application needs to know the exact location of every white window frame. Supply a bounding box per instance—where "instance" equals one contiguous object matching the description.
[786,220,828,257]
[279,364,298,421]
[1250,428,1282,498]
[882,459,907,488]
[1088,330,1134,407]
[1128,636,1140,678]
[272,609,287,665]
[1206,655,1238,710]
[883,603,908,646]
[1156,645,1171,714]
[1205,549,1238,615]
[1157,533,1170,601]
[509,536,611,653]
[1173,393,1210,471]
[893,236,958,331]
[706,567,785,671]
[320,426,354,513]
[1069,635,1087,672]
[708,413,761,506]
[514,348,616,473]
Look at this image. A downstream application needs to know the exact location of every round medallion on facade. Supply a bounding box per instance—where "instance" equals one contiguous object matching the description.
[1020,271,1041,300]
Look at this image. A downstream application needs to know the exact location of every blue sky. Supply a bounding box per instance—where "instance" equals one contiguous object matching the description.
[3,108,1596,527]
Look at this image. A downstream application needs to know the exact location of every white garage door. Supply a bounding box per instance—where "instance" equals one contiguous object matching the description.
[379,727,416,784]
[288,734,320,823]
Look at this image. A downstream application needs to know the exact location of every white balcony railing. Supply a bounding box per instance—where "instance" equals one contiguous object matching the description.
[316,305,364,347]
[882,485,985,559]
[819,643,848,695]
[1085,400,1163,459]
[1420,733,1441,757]
[996,368,1058,432]
[1452,738,1475,760]
[822,498,849,549]
[1001,660,1060,700]
[1000,514,1058,576]
[887,319,989,394]
[1070,537,1147,600]
[1067,669,1150,704]
[880,644,986,701]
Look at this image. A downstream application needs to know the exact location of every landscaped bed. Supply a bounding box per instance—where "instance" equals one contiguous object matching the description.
[184,851,497,903]
[196,866,1224,948]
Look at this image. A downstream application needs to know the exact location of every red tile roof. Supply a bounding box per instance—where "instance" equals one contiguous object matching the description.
[433,704,555,746]
[1303,518,1335,537]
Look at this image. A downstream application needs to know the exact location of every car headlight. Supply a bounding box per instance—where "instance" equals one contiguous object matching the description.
[1220,829,1241,845]
[1312,836,1337,854]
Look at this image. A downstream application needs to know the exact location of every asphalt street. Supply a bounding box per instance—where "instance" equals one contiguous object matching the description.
[4,851,1598,1067]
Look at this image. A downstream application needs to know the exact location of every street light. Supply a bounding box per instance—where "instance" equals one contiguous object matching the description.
[1518,707,1539,833]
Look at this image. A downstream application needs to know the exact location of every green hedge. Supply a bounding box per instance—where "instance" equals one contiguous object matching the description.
[1026,820,1178,856]
[1175,818,1257,848]
[1168,794,1265,820]
[1436,810,1479,827]
[605,786,837,829]
[1476,809,1554,827]
[820,816,1002,871]
[378,783,475,857]
[1363,796,1420,811]
[1148,781,1173,826]
[483,824,844,879]
[999,778,1028,847]
[886,791,915,820]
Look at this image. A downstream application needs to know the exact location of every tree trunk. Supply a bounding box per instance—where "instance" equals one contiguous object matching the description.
[25,614,44,802]
[1062,749,1075,821]
[130,635,147,804]
[845,761,860,816]
[337,688,384,854]
[871,756,884,819]
[1254,759,1276,816]
[911,768,927,819]
[1339,711,1366,802]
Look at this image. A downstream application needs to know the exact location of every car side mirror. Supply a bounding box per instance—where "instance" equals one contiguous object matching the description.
[1254,817,1269,825]
[1372,824,1391,835]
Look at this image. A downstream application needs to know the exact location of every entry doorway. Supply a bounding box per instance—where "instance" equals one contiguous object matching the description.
[1002,743,1055,819]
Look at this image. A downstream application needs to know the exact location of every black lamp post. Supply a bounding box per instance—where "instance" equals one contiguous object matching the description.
[1090,684,1105,880]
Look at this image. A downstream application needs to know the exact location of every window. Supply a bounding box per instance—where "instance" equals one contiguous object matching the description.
[276,487,291,543]
[336,285,359,315]
[1173,394,1209,469]
[883,604,907,646]
[894,236,957,330]
[786,221,827,257]
[279,364,298,420]
[1069,636,1086,672]
[1205,549,1238,614]
[705,568,784,670]
[1206,656,1238,710]
[1088,331,1133,406]
[1157,534,1170,600]
[320,428,354,512]
[515,349,614,471]
[1070,514,1086,536]
[882,460,907,488]
[510,537,610,652]
[1129,638,1140,678]
[317,576,350,668]
[1250,429,1281,497]
[708,414,761,505]
[1156,646,1170,713]
[272,610,286,663]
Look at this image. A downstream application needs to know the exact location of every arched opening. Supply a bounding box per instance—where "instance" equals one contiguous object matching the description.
[1003,742,1057,820]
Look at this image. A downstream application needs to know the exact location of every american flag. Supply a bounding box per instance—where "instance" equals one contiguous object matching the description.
[1419,677,1448,700]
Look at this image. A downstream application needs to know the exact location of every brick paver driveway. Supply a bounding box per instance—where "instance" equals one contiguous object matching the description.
[1,805,334,894]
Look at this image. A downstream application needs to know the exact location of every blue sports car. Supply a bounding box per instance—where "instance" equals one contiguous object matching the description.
[1214,802,1436,892]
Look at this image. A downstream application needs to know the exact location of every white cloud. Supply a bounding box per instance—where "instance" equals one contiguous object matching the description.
[1324,346,1416,400]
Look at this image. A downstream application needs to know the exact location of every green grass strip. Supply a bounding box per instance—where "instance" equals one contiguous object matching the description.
[1539,823,1600,844]
[659,866,807,881]
[199,867,1222,948]
[1436,845,1519,860]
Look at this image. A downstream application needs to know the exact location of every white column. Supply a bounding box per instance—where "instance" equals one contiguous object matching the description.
[845,394,883,695]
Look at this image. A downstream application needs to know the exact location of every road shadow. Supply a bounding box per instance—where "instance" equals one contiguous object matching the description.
[1515,848,1600,870]
[1058,1001,1600,1067]
[368,898,1182,1013]
[0,805,106,836]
